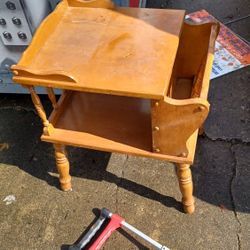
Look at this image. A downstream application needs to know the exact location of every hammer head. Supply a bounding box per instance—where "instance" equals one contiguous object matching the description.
[100,208,112,219]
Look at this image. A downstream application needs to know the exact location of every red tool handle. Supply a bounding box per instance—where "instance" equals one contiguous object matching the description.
[129,0,140,7]
[88,214,124,250]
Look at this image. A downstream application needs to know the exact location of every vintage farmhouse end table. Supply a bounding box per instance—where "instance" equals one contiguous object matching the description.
[11,0,219,214]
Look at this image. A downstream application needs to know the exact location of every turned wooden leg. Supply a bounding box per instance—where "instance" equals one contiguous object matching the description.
[54,144,72,191]
[177,164,195,214]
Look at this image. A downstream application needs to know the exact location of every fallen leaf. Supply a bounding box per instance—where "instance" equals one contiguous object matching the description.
[3,195,16,205]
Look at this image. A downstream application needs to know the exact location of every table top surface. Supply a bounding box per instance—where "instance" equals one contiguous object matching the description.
[12,3,185,99]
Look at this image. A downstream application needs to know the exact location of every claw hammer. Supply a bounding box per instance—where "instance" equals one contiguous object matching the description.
[69,208,169,250]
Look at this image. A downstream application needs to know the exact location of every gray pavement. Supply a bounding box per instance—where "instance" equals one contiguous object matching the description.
[0,1,250,249]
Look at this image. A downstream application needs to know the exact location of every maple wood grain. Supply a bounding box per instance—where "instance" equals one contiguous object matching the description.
[12,1,185,99]
[11,1,219,213]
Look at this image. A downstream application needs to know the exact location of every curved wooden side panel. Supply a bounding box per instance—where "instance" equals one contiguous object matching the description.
[172,21,219,78]
[64,0,114,8]
[199,22,220,99]
[151,97,210,158]
[11,65,77,84]
[169,21,220,100]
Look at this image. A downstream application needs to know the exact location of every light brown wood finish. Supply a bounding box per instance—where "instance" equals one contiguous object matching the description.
[53,92,152,151]
[11,1,185,99]
[54,144,72,191]
[169,22,219,100]
[64,0,114,8]
[26,86,54,136]
[41,91,193,163]
[151,96,209,157]
[11,1,219,214]
[28,86,49,127]
[177,163,195,214]
[46,87,57,108]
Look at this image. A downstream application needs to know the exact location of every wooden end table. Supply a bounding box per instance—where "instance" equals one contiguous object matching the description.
[11,0,219,214]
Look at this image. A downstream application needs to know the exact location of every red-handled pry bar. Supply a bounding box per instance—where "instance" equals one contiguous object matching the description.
[69,208,169,250]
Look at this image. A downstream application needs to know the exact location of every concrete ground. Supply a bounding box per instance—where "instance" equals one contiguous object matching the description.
[0,1,250,249]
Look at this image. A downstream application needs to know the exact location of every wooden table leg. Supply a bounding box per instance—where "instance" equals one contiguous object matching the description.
[54,144,72,191]
[177,163,195,214]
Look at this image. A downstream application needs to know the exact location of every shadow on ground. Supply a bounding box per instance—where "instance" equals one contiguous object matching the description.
[0,104,182,213]
[0,94,249,214]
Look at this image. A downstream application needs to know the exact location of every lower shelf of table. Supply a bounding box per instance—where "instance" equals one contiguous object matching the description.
[41,91,196,164]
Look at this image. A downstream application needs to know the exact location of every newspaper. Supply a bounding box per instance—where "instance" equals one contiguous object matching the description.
[186,10,250,79]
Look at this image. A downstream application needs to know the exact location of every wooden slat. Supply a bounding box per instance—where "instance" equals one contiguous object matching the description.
[42,129,193,164]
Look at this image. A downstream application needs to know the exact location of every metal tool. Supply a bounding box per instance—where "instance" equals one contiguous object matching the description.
[69,208,169,250]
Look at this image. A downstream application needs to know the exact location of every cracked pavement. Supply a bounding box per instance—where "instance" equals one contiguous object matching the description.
[0,0,250,249]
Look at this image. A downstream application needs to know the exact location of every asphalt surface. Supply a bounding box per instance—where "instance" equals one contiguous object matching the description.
[0,1,249,249]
